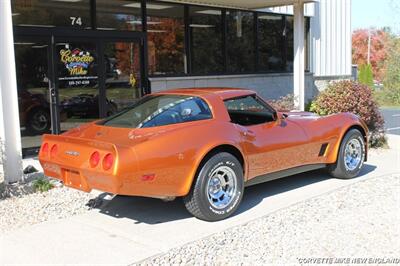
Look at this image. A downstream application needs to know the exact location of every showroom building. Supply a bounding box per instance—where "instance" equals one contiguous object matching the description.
[0,0,352,182]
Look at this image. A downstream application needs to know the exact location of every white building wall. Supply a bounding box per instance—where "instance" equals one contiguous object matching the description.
[261,3,315,16]
[310,0,352,77]
[263,0,352,78]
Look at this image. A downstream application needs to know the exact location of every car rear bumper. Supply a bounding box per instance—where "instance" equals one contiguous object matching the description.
[41,161,122,194]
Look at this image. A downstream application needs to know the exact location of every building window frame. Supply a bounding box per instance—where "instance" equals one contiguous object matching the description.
[146,1,311,78]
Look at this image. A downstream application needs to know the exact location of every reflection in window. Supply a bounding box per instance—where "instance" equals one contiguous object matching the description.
[103,95,212,128]
[189,7,223,74]
[285,16,294,72]
[226,11,255,73]
[11,0,90,28]
[258,14,284,72]
[104,42,141,112]
[96,0,142,31]
[147,2,185,75]
[225,96,267,112]
[14,42,52,148]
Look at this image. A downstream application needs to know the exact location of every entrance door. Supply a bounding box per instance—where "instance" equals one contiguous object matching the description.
[54,39,100,132]
[14,33,146,156]
[54,38,144,132]
[14,37,55,155]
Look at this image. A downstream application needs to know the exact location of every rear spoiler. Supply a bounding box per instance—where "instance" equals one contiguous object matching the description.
[42,134,117,151]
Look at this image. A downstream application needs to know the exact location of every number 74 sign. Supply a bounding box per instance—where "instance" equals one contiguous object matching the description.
[70,17,82,26]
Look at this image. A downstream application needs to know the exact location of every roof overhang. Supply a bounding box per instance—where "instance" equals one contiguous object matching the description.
[158,0,317,10]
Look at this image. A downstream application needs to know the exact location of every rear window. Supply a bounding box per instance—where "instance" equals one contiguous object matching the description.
[102,95,212,128]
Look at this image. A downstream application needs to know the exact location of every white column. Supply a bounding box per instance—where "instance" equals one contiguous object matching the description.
[0,0,23,183]
[293,0,305,111]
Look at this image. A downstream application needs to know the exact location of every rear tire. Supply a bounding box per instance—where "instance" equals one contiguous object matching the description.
[328,129,365,179]
[26,108,51,135]
[183,152,244,221]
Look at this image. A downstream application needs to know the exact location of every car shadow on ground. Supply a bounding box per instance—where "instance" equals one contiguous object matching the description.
[94,164,376,225]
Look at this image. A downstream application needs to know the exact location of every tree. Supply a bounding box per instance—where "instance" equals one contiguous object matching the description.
[382,37,400,105]
[358,64,374,87]
[352,29,390,82]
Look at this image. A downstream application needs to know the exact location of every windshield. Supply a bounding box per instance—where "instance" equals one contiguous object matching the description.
[101,94,212,128]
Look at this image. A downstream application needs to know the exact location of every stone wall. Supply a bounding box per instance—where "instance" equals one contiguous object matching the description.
[150,73,318,103]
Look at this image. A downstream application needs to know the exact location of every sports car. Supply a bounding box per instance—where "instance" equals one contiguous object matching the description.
[39,88,368,221]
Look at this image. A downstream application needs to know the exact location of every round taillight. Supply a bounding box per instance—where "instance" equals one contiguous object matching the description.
[89,151,100,168]
[50,144,58,157]
[41,143,49,155]
[102,153,114,170]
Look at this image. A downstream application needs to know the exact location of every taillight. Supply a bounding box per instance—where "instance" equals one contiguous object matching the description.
[102,153,114,170]
[50,144,58,157]
[89,151,100,168]
[41,143,49,155]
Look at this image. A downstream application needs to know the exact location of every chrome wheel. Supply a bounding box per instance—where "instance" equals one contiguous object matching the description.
[31,111,49,132]
[207,166,237,209]
[344,138,363,171]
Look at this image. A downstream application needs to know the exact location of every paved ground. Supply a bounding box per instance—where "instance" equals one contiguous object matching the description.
[381,108,400,135]
[1,135,399,265]
[143,174,400,265]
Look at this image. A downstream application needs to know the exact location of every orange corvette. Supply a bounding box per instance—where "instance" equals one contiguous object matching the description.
[39,88,368,221]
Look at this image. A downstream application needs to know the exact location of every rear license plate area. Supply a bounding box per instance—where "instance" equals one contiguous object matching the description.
[63,169,83,190]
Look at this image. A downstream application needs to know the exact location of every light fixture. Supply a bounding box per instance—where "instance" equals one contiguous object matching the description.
[18,24,55,28]
[195,10,222,16]
[127,20,161,25]
[147,30,167,33]
[258,15,282,20]
[189,24,215,28]
[52,0,82,2]
[97,27,117,30]
[124,3,172,10]
[14,42,35,45]
[32,45,48,49]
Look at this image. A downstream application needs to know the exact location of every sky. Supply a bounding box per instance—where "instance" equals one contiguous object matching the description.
[352,0,400,34]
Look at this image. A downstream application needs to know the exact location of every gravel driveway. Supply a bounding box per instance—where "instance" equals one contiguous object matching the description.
[141,174,400,265]
[0,183,99,234]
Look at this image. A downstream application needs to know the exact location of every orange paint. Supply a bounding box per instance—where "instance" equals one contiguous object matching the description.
[39,88,368,198]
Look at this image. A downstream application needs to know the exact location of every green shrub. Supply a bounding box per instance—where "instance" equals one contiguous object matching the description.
[33,178,54,193]
[310,80,386,148]
[358,64,374,87]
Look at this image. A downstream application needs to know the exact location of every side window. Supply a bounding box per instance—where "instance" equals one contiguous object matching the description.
[142,96,212,128]
[103,95,212,128]
[224,95,275,126]
[225,95,268,113]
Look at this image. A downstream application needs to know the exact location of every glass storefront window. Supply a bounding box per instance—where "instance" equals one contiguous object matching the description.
[55,41,100,132]
[226,11,255,73]
[104,41,142,112]
[12,0,91,28]
[14,41,52,150]
[285,16,294,72]
[258,14,284,72]
[147,2,185,75]
[189,7,223,74]
[96,0,142,31]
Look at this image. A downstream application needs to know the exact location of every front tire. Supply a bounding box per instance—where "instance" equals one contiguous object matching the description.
[328,129,365,179]
[184,152,244,221]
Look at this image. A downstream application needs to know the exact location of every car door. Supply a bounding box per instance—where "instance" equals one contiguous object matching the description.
[224,95,310,179]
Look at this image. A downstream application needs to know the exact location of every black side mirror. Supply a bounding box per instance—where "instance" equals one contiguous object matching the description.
[272,111,278,121]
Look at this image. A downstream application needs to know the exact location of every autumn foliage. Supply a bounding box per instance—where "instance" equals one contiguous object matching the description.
[352,29,390,82]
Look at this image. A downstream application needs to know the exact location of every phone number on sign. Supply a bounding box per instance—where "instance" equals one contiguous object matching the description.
[68,80,90,86]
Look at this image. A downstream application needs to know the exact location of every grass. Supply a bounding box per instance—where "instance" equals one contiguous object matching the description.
[32,178,54,193]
